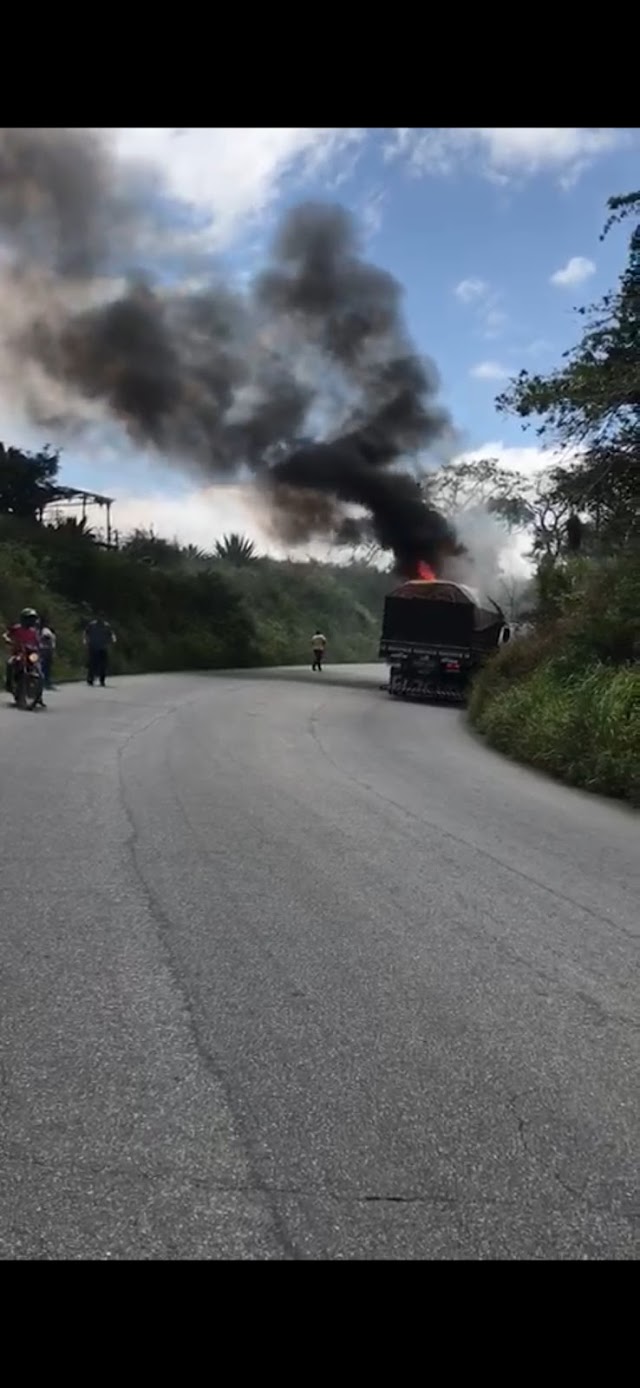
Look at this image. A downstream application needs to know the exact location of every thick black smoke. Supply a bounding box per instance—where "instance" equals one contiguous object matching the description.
[0,128,461,570]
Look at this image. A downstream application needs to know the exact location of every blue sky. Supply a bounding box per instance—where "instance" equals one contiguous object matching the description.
[2,127,637,548]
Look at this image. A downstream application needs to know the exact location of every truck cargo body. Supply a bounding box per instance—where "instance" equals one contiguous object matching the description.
[379,580,507,703]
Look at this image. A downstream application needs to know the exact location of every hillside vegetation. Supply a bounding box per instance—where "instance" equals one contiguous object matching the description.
[470,554,640,802]
[0,512,391,680]
[469,189,640,804]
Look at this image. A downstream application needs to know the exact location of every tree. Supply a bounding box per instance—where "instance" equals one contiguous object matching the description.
[495,572,536,623]
[52,515,95,539]
[182,543,210,563]
[423,452,590,565]
[524,475,574,560]
[214,533,259,566]
[496,190,640,552]
[122,528,183,568]
[0,442,59,520]
[424,458,534,530]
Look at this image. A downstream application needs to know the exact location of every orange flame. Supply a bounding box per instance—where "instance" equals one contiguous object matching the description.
[415,560,436,581]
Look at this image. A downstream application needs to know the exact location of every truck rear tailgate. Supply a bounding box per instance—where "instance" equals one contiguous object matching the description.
[381,595,475,647]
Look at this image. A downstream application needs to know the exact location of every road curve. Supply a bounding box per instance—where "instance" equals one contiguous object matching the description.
[1,666,638,1260]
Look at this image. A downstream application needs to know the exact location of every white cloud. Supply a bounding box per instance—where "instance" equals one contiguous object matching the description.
[550,255,596,289]
[360,187,386,240]
[469,360,511,382]
[109,131,630,251]
[454,277,489,304]
[522,337,554,357]
[453,441,559,476]
[454,279,508,337]
[111,483,356,564]
[113,484,269,552]
[483,307,508,338]
[112,128,365,248]
[386,127,630,186]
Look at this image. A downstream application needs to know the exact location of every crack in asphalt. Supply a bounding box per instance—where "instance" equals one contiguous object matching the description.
[505,1091,588,1205]
[4,1145,636,1220]
[113,702,302,1262]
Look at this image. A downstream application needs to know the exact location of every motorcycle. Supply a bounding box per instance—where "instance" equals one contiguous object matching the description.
[8,648,45,710]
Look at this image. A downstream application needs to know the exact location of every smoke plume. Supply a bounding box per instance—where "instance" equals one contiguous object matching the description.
[0,128,462,571]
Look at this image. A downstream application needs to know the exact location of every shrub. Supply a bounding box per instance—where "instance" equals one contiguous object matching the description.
[0,517,390,679]
[473,660,640,803]
[470,552,640,804]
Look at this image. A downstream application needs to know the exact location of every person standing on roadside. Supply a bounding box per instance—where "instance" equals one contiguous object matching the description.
[311,628,327,672]
[84,612,116,688]
[39,616,57,690]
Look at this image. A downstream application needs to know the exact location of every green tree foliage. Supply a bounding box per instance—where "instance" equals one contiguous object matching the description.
[121,527,184,568]
[469,189,640,801]
[425,457,534,529]
[181,543,212,572]
[220,555,389,666]
[0,496,392,679]
[0,442,60,519]
[424,453,576,564]
[496,190,640,552]
[470,553,640,804]
[214,532,258,566]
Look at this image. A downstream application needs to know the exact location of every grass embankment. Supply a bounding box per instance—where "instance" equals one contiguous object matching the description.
[469,555,640,804]
[0,517,390,680]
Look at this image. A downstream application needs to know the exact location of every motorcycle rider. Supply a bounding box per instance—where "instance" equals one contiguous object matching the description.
[3,607,45,706]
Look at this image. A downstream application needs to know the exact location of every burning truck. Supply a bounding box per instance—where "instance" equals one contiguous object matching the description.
[379,564,511,703]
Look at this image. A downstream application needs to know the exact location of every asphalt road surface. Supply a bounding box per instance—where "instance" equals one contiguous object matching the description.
[1,666,638,1259]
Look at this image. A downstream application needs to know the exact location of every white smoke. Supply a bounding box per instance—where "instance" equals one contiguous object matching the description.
[446,504,533,603]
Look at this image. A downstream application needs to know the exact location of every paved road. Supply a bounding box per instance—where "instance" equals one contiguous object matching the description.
[1,667,638,1259]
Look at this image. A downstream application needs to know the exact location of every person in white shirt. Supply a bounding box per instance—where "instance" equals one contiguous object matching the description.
[312,629,327,671]
[39,617,57,690]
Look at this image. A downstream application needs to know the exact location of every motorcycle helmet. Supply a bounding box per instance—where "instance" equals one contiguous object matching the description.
[20,607,39,626]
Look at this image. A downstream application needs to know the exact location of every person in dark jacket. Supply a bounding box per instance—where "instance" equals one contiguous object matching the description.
[84,613,116,687]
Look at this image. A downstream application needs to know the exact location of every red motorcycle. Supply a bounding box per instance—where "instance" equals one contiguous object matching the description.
[8,647,45,710]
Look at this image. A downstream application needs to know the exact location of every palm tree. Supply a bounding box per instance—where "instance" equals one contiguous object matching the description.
[182,543,209,561]
[181,543,213,573]
[214,532,258,566]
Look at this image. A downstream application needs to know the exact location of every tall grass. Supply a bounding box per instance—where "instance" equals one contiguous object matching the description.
[473,661,640,802]
[470,554,640,804]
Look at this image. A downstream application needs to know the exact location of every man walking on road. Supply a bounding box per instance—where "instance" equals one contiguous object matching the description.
[312,629,327,671]
[85,613,116,687]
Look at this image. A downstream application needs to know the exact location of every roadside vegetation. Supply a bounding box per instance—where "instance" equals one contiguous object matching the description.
[468,189,640,803]
[0,480,391,677]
